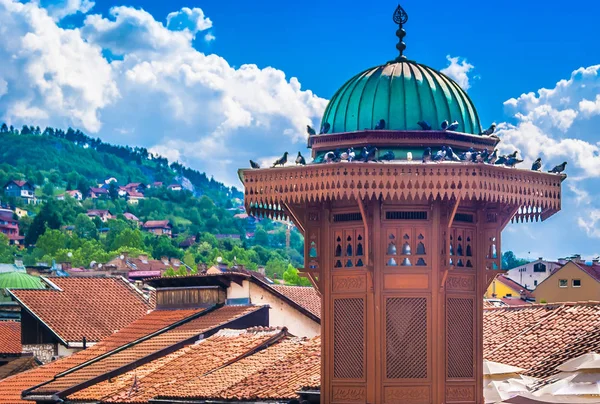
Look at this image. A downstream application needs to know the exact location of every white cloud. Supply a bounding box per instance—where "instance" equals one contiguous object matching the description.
[39,0,95,20]
[166,7,212,34]
[204,33,216,42]
[0,1,326,186]
[440,55,474,90]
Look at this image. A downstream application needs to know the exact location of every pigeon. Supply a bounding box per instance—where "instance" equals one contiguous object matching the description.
[433,146,447,161]
[306,125,316,136]
[471,150,480,163]
[366,146,378,162]
[295,152,306,165]
[441,120,449,130]
[486,149,498,164]
[446,146,461,161]
[480,124,496,136]
[507,151,518,158]
[374,119,386,130]
[446,121,459,131]
[531,157,542,171]
[477,149,489,163]
[495,155,507,165]
[272,152,289,167]
[422,147,432,163]
[347,148,356,162]
[320,122,330,134]
[460,148,475,161]
[340,150,349,161]
[333,148,343,162]
[505,157,524,167]
[324,151,335,163]
[417,121,432,130]
[407,152,413,161]
[249,160,260,169]
[548,161,567,174]
[379,150,395,161]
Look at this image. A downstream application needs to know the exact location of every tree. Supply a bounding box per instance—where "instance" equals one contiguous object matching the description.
[0,123,7,133]
[25,201,62,245]
[152,236,182,259]
[163,267,176,277]
[265,257,288,280]
[176,266,188,276]
[254,229,269,246]
[502,251,529,270]
[42,182,54,197]
[283,264,311,286]
[110,228,143,251]
[74,213,98,239]
[36,229,69,256]
[108,182,118,200]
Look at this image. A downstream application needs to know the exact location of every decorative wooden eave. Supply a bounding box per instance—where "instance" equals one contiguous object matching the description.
[239,162,563,223]
[308,130,499,155]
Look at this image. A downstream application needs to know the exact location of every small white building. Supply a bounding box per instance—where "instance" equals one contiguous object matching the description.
[506,258,561,290]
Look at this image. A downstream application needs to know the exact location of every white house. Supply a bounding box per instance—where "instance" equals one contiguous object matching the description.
[506,258,561,290]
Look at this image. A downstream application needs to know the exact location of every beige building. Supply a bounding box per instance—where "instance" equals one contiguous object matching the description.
[533,260,600,303]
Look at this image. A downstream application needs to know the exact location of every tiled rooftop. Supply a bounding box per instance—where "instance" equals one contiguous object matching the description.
[27,305,263,397]
[0,321,21,354]
[270,285,321,319]
[0,357,39,381]
[495,274,534,299]
[9,277,150,344]
[484,301,600,378]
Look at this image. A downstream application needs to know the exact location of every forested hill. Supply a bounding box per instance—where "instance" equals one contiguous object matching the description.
[0,124,242,202]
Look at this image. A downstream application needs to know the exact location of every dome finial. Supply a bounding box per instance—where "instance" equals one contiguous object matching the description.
[393,4,408,61]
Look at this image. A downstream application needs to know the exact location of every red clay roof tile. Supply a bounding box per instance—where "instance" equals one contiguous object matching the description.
[0,321,21,354]
[270,285,321,319]
[9,277,150,344]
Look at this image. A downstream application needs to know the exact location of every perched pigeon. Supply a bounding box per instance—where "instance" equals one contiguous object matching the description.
[374,119,386,130]
[548,161,567,174]
[441,120,449,130]
[486,149,498,164]
[531,157,542,171]
[340,150,349,161]
[324,151,336,163]
[471,150,480,163]
[320,122,331,134]
[295,152,306,165]
[272,152,289,167]
[446,146,461,161]
[477,149,489,163]
[366,146,378,162]
[249,160,260,169]
[407,151,413,161]
[333,148,343,162]
[460,148,475,161]
[380,150,395,161]
[480,124,496,136]
[507,151,518,158]
[505,157,524,167]
[307,125,316,136]
[347,148,356,162]
[433,146,447,161]
[417,121,432,130]
[446,121,459,131]
[422,147,432,163]
[495,155,507,165]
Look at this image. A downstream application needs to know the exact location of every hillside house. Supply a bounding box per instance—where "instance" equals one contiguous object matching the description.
[506,258,561,289]
[124,182,147,194]
[142,220,172,236]
[150,181,163,188]
[103,253,187,279]
[4,180,36,204]
[0,208,23,245]
[86,187,109,199]
[126,190,144,204]
[485,274,534,303]
[167,183,182,191]
[123,212,140,223]
[86,209,113,222]
[14,207,28,218]
[56,190,83,201]
[533,260,600,303]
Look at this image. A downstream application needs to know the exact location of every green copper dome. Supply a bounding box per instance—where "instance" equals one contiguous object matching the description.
[321,60,482,135]
[0,272,45,302]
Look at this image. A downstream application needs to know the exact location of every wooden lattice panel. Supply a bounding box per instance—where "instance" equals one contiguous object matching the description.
[333,228,366,269]
[333,298,365,379]
[447,297,474,379]
[448,228,475,269]
[385,297,428,379]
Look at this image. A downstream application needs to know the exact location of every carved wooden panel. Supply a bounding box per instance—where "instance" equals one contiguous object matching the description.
[448,227,475,269]
[332,275,366,293]
[385,297,428,379]
[446,384,475,403]
[332,386,367,403]
[446,274,475,292]
[384,274,429,290]
[447,297,475,379]
[333,228,366,269]
[385,226,429,268]
[384,386,431,403]
[333,298,365,379]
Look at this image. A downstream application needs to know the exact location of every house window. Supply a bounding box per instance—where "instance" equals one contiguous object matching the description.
[572,279,581,287]
[559,279,568,288]
[534,280,538,287]
[534,263,547,273]
[505,293,512,297]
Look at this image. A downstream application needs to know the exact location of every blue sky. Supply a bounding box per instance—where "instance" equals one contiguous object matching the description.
[1,0,600,260]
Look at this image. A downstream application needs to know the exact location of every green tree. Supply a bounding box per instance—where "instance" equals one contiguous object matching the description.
[265,257,288,280]
[110,228,143,251]
[0,234,15,263]
[25,203,62,245]
[283,264,311,286]
[74,213,98,239]
[163,267,176,277]
[254,229,269,246]
[108,182,119,200]
[176,266,188,276]
[36,229,69,256]
[152,236,182,259]
[502,251,529,270]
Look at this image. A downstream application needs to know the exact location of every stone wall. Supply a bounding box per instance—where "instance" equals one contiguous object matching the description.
[22,343,55,364]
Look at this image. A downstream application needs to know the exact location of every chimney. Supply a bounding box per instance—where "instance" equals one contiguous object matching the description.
[161,256,168,264]
[593,257,600,265]
[138,254,148,262]
[538,257,543,261]
[14,256,24,268]
[171,258,181,267]
[257,266,266,276]
[82,336,87,350]
[519,289,527,300]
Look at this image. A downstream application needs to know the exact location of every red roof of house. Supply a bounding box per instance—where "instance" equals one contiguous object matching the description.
[65,190,80,196]
[0,356,39,380]
[484,301,600,378]
[86,209,110,216]
[494,274,534,299]
[123,212,139,221]
[270,285,321,318]
[143,220,171,229]
[9,277,150,344]
[126,190,144,198]
[573,261,600,282]
[0,321,21,354]
[6,180,33,188]
[88,187,108,194]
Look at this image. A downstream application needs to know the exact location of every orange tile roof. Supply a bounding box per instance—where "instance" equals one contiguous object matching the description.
[161,335,321,402]
[494,274,534,299]
[9,277,150,344]
[70,327,286,402]
[0,321,21,354]
[0,308,205,404]
[484,301,600,378]
[0,357,39,381]
[270,285,321,319]
[27,305,264,398]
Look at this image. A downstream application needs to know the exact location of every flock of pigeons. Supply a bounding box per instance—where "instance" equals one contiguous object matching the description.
[248,120,567,174]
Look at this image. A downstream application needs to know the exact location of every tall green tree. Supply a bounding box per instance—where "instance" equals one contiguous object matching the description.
[24,201,62,245]
[74,213,98,239]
